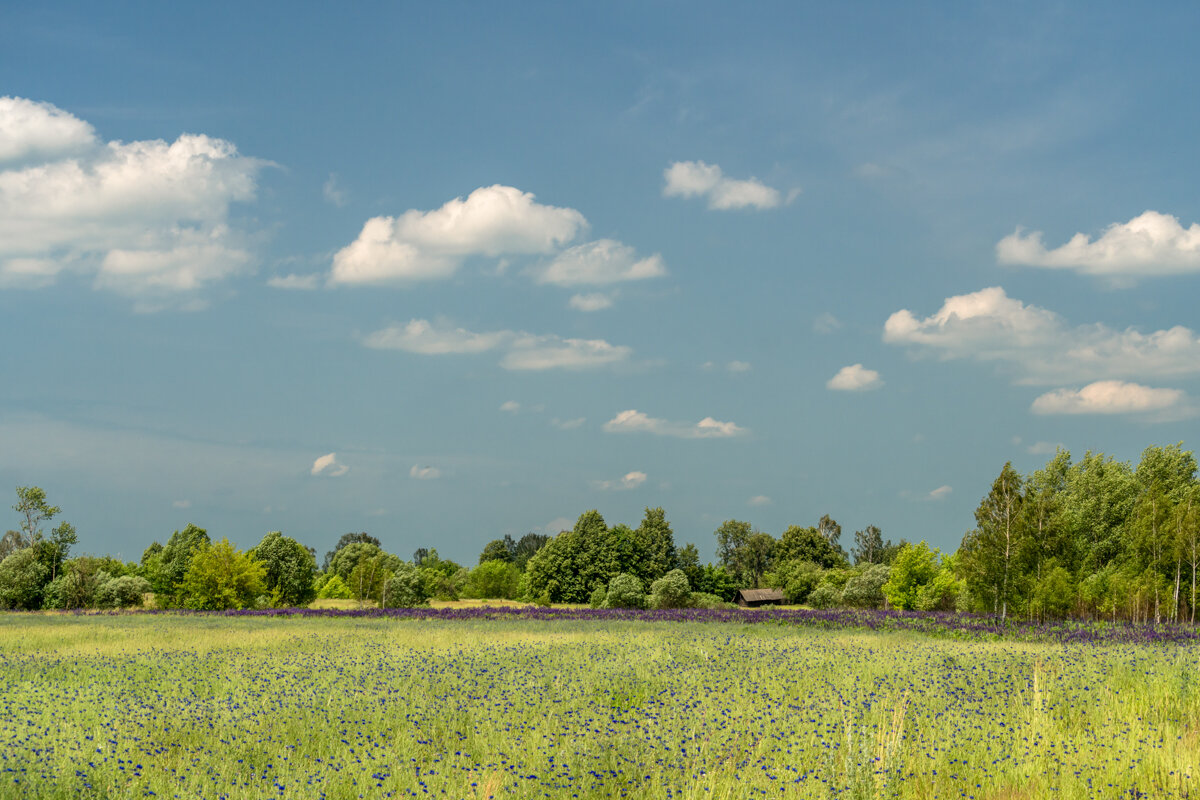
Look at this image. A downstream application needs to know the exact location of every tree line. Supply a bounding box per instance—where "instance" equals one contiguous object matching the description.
[0,441,1196,622]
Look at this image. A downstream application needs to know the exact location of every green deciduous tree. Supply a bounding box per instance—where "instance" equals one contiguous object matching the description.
[776,525,847,569]
[851,525,889,565]
[0,548,50,609]
[465,560,521,599]
[180,538,266,611]
[882,541,940,611]
[636,507,677,582]
[323,532,380,572]
[154,524,211,606]
[250,531,317,608]
[381,563,430,608]
[959,463,1025,619]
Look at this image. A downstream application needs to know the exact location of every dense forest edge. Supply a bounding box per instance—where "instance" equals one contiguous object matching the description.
[1,443,1198,628]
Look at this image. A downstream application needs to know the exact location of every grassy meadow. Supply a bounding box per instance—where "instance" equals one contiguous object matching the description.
[0,613,1196,799]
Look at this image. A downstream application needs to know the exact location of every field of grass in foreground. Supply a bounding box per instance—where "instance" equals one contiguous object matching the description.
[0,615,1195,799]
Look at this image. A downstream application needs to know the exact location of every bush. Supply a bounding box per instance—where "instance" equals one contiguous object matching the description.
[915,568,962,612]
[0,548,50,610]
[589,585,607,608]
[603,573,646,609]
[841,565,890,609]
[180,539,266,611]
[648,569,691,609]
[465,560,521,599]
[381,564,430,608]
[95,575,151,609]
[806,583,842,609]
[316,574,353,599]
[689,592,736,609]
[882,541,940,611]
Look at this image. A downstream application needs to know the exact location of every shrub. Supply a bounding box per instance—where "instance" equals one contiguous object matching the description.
[841,565,890,609]
[589,585,607,608]
[807,583,842,609]
[0,548,50,610]
[603,573,646,609]
[648,569,691,609]
[180,539,266,611]
[689,592,736,609]
[466,560,522,599]
[316,574,353,599]
[882,541,940,611]
[915,568,961,612]
[381,564,430,608]
[95,575,151,609]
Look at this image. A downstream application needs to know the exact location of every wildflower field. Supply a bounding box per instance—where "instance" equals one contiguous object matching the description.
[0,612,1196,799]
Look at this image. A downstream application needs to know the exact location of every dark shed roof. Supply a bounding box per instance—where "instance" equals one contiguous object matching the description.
[736,588,785,606]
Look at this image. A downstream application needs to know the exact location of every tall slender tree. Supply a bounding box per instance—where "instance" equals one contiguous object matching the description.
[961,462,1025,619]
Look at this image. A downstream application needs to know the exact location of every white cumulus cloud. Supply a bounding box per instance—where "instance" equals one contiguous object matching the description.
[592,471,648,491]
[884,286,1200,385]
[311,452,349,477]
[0,98,265,303]
[1031,380,1188,417]
[602,409,747,439]
[409,464,441,480]
[534,239,666,286]
[997,211,1200,279]
[0,96,95,163]
[663,160,783,210]
[330,185,586,285]
[827,364,883,391]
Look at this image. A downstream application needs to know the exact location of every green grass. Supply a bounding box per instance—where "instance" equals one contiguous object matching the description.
[0,614,1195,799]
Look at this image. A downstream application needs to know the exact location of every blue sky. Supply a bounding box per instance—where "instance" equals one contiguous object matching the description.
[3,1,1199,563]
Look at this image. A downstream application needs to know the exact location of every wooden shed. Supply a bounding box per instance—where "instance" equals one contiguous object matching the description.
[735,588,785,607]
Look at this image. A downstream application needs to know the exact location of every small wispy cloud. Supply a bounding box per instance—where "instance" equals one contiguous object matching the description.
[748,495,772,507]
[312,452,349,477]
[591,471,647,491]
[827,364,883,392]
[409,464,441,480]
[927,485,952,501]
[551,417,586,430]
[500,400,521,414]
[267,273,320,290]
[323,173,348,207]
[813,312,842,334]
[172,499,191,509]
[568,292,614,312]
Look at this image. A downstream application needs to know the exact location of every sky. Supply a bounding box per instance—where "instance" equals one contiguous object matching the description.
[3,1,1200,564]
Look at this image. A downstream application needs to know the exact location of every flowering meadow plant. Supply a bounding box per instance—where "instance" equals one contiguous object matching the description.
[2,613,1195,799]
[118,604,1200,646]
